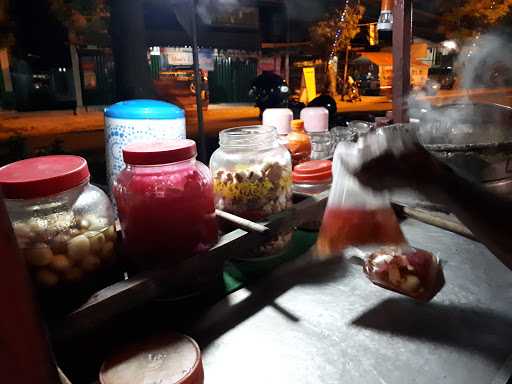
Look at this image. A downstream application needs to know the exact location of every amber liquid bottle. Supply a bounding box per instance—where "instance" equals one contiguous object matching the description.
[0,196,60,383]
[287,119,312,167]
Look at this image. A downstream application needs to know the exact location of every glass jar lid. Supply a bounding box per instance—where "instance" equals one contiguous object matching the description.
[291,119,305,132]
[100,332,203,384]
[301,107,329,133]
[0,155,90,199]
[104,99,184,120]
[122,140,197,165]
[219,125,277,149]
[262,108,293,135]
[292,160,332,184]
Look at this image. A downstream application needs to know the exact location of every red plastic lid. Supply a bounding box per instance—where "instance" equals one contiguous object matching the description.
[100,332,204,384]
[0,155,90,200]
[123,140,197,165]
[292,160,332,184]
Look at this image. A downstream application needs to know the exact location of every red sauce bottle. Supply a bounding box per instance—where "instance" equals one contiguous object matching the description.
[0,196,60,383]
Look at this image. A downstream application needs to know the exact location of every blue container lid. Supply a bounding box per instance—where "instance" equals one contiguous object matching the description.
[104,99,185,120]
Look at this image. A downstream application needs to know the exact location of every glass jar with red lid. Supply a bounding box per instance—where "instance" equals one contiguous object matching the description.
[292,160,332,196]
[113,140,218,270]
[0,156,117,295]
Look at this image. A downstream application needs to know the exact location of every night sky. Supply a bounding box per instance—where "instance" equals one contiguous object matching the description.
[7,0,449,70]
[11,0,70,69]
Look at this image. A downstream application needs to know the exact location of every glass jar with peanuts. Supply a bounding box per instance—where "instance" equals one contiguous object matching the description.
[210,125,293,257]
[0,155,117,298]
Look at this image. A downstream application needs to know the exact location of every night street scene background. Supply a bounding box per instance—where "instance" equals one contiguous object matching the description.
[2,1,512,384]
[1,0,511,182]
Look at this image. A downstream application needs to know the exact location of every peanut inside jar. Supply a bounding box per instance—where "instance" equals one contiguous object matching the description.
[213,162,293,221]
[0,155,117,290]
[14,214,117,288]
[210,126,294,257]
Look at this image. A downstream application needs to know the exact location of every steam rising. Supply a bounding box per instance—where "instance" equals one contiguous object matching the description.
[197,0,240,24]
[197,0,328,24]
[409,33,512,146]
[284,0,327,22]
[458,34,512,89]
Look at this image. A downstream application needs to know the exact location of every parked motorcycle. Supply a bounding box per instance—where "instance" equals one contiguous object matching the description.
[249,71,290,118]
[342,76,362,103]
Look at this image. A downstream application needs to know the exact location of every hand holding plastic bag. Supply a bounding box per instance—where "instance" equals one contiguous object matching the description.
[316,125,411,257]
[353,124,443,193]
[316,124,444,301]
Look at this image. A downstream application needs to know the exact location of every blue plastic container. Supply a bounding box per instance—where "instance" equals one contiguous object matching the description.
[104,99,186,193]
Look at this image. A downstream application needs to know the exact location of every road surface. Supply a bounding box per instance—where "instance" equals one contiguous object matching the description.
[0,88,510,164]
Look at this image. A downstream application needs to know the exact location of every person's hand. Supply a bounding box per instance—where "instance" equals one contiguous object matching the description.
[352,130,447,193]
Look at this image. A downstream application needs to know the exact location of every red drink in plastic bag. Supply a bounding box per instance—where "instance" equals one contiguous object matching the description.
[317,127,444,301]
[317,207,406,256]
[316,140,407,257]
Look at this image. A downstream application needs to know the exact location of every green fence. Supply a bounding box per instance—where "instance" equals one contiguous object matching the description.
[150,55,160,80]
[209,57,257,103]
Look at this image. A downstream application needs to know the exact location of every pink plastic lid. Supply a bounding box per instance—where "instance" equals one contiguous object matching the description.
[123,140,197,165]
[262,108,293,135]
[0,155,90,199]
[300,107,329,133]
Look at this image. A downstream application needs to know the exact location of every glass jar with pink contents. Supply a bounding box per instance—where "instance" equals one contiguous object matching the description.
[114,140,218,270]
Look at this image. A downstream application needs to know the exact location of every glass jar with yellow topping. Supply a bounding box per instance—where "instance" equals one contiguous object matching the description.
[210,126,293,256]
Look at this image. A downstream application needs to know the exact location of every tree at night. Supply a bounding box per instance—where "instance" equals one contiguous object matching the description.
[0,0,14,102]
[49,0,109,45]
[0,0,14,48]
[50,0,154,101]
[108,0,155,100]
[440,0,512,39]
[309,3,365,97]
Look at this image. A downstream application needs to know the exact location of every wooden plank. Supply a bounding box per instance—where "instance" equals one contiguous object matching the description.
[215,209,269,233]
[51,191,329,342]
[392,202,476,241]
[392,0,412,123]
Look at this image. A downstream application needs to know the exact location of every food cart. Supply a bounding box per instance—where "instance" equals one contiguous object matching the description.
[41,188,512,384]
[3,1,512,384]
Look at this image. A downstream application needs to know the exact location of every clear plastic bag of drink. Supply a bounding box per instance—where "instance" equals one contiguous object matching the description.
[316,125,444,301]
[316,138,407,256]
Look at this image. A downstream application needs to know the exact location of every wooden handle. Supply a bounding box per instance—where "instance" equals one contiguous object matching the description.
[403,206,476,241]
[215,209,269,233]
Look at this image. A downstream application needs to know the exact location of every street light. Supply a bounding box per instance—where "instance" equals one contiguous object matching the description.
[441,40,458,52]
[377,0,393,31]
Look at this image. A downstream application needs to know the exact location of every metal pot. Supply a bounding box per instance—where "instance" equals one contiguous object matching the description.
[412,103,512,197]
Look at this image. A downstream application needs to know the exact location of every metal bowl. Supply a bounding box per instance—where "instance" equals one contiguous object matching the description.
[412,103,512,192]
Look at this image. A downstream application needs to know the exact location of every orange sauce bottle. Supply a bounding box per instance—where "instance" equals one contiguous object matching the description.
[287,119,312,167]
